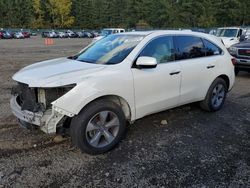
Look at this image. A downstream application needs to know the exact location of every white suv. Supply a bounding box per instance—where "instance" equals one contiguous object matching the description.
[11,31,235,154]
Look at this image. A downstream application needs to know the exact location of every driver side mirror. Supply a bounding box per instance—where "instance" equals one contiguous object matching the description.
[136,56,157,69]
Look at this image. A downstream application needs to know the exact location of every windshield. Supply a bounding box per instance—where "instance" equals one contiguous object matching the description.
[75,34,144,65]
[216,29,238,38]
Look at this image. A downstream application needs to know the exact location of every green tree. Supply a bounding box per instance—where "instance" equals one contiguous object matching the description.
[214,0,241,26]
[46,0,74,28]
[0,0,33,28]
[0,0,249,29]
[72,0,93,29]
[32,0,43,28]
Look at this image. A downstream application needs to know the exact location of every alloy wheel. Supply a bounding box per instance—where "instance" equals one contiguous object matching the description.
[85,111,120,148]
[211,84,225,108]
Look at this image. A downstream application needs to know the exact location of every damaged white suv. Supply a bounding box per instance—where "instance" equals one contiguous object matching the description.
[11,31,235,154]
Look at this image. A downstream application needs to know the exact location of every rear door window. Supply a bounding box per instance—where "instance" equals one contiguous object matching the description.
[174,36,206,60]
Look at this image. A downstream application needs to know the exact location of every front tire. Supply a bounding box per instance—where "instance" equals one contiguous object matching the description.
[200,78,227,112]
[70,99,126,154]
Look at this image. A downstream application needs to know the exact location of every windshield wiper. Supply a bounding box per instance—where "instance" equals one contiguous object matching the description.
[76,59,94,64]
[67,55,77,60]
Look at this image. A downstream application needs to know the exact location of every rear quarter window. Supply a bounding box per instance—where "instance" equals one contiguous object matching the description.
[203,39,223,56]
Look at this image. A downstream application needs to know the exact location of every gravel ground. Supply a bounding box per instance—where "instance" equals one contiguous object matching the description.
[0,37,249,188]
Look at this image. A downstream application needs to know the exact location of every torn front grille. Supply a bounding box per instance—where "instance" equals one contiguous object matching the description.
[38,87,74,108]
[12,83,44,113]
[12,83,75,112]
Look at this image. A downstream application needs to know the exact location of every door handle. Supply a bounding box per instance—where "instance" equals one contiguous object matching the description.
[207,65,215,69]
[169,71,181,75]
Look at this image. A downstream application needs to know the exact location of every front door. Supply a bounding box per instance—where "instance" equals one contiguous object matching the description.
[132,36,181,119]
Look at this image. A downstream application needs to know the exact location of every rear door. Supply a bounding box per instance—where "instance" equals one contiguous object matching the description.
[174,35,220,104]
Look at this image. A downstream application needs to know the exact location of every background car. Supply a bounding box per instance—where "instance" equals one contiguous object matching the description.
[92,28,125,42]
[83,31,94,38]
[91,31,100,37]
[58,31,68,38]
[22,31,31,38]
[77,31,85,38]
[41,31,49,38]
[0,30,13,39]
[31,32,37,36]
[14,32,25,39]
[9,31,15,38]
[229,38,250,75]
[65,30,78,38]
[208,29,217,35]
[47,31,59,38]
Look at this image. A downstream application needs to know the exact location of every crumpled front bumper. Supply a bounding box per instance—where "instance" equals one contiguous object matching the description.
[10,96,43,126]
[10,95,65,134]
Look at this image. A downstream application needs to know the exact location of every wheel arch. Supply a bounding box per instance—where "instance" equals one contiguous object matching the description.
[79,95,132,122]
[217,74,230,90]
[202,74,230,102]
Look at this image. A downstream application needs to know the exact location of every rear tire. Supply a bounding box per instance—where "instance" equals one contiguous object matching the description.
[200,78,227,112]
[70,99,126,154]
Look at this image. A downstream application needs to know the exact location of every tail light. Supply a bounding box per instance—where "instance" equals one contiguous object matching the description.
[231,58,236,66]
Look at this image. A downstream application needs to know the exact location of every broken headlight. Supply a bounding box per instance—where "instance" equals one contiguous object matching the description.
[37,84,76,109]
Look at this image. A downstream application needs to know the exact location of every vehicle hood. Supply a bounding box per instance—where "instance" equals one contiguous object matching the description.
[13,57,106,87]
[220,37,239,48]
[231,40,250,48]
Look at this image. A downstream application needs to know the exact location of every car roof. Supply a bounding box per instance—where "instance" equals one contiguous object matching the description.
[118,30,223,46]
[217,27,241,29]
[119,30,207,37]
[120,31,154,36]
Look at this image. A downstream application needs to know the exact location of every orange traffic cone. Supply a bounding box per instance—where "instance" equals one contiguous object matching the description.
[44,38,54,45]
[48,38,51,45]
